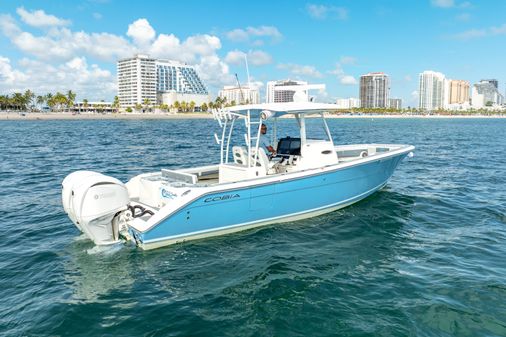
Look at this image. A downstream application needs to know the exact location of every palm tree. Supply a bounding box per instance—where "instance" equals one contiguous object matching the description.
[173,101,180,112]
[113,96,120,113]
[24,90,35,111]
[12,92,25,111]
[0,95,6,111]
[66,90,76,112]
[214,96,226,108]
[83,99,89,113]
[135,103,142,112]
[36,95,45,111]
[189,101,196,112]
[51,92,68,112]
[201,102,208,112]
[180,101,188,112]
[143,98,151,112]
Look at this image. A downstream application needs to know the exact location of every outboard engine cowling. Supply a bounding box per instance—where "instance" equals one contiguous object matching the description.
[62,171,130,246]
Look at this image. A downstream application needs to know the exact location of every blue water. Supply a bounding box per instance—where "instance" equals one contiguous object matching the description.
[0,118,505,336]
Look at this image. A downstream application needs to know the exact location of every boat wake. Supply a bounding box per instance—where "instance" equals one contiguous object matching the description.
[86,243,123,255]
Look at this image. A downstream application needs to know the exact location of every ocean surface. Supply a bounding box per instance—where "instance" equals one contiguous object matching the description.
[0,118,505,336]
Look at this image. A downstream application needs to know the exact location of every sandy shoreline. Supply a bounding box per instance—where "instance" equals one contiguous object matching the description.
[1,112,505,120]
[0,112,214,120]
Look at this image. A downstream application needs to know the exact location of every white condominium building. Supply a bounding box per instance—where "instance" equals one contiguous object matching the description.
[117,55,209,108]
[472,80,504,108]
[117,54,156,107]
[388,98,402,110]
[418,71,446,110]
[359,73,389,108]
[156,59,209,107]
[219,85,260,104]
[335,98,361,109]
[266,79,308,103]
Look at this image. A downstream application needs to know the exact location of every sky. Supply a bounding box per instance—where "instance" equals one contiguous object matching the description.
[1,0,505,107]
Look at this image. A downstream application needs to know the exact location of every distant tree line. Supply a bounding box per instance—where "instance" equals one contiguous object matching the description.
[124,96,248,113]
[0,90,77,112]
[331,106,506,116]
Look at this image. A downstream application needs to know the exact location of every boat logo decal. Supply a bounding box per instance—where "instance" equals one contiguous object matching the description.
[204,194,240,203]
[161,188,177,199]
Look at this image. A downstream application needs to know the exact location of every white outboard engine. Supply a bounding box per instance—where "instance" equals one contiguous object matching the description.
[62,171,130,246]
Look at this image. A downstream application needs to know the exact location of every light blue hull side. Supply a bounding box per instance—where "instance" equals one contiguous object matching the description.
[134,153,407,247]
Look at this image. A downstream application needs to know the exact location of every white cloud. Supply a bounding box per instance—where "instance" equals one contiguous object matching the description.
[451,23,506,40]
[0,56,28,84]
[329,63,344,76]
[313,88,329,102]
[0,17,134,61]
[306,4,348,20]
[248,50,272,66]
[225,50,272,66]
[247,80,264,90]
[225,50,246,65]
[431,0,455,8]
[16,7,70,27]
[225,26,282,43]
[127,18,156,46]
[278,63,323,78]
[490,23,506,35]
[0,11,235,95]
[409,90,419,107]
[340,75,357,85]
[226,29,249,42]
[431,0,472,8]
[196,55,234,88]
[328,63,357,86]
[183,34,221,57]
[0,14,21,36]
[0,56,115,100]
[455,13,470,21]
[93,13,103,20]
[149,34,222,64]
[339,56,356,65]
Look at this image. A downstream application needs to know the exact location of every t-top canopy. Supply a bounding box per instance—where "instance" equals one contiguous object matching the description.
[224,102,341,119]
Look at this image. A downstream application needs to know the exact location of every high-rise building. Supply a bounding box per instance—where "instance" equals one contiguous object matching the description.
[117,54,209,108]
[266,79,308,103]
[482,79,498,89]
[335,98,361,109]
[418,71,446,110]
[219,85,260,104]
[472,80,504,108]
[388,98,402,110]
[117,54,157,107]
[155,59,209,107]
[447,80,470,104]
[359,73,389,108]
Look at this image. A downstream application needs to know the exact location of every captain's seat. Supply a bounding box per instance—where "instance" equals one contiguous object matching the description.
[232,146,277,175]
[232,146,248,165]
[250,148,277,174]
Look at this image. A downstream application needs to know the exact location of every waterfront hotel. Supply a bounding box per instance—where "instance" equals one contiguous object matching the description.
[117,54,209,108]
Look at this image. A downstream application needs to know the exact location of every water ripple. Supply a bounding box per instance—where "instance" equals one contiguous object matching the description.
[0,118,505,336]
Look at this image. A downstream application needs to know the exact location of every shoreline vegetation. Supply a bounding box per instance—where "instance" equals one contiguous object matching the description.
[1,89,505,120]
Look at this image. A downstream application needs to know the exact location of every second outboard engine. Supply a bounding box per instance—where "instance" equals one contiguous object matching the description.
[62,171,130,246]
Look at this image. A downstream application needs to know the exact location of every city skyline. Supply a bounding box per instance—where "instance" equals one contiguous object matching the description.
[1,0,506,107]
